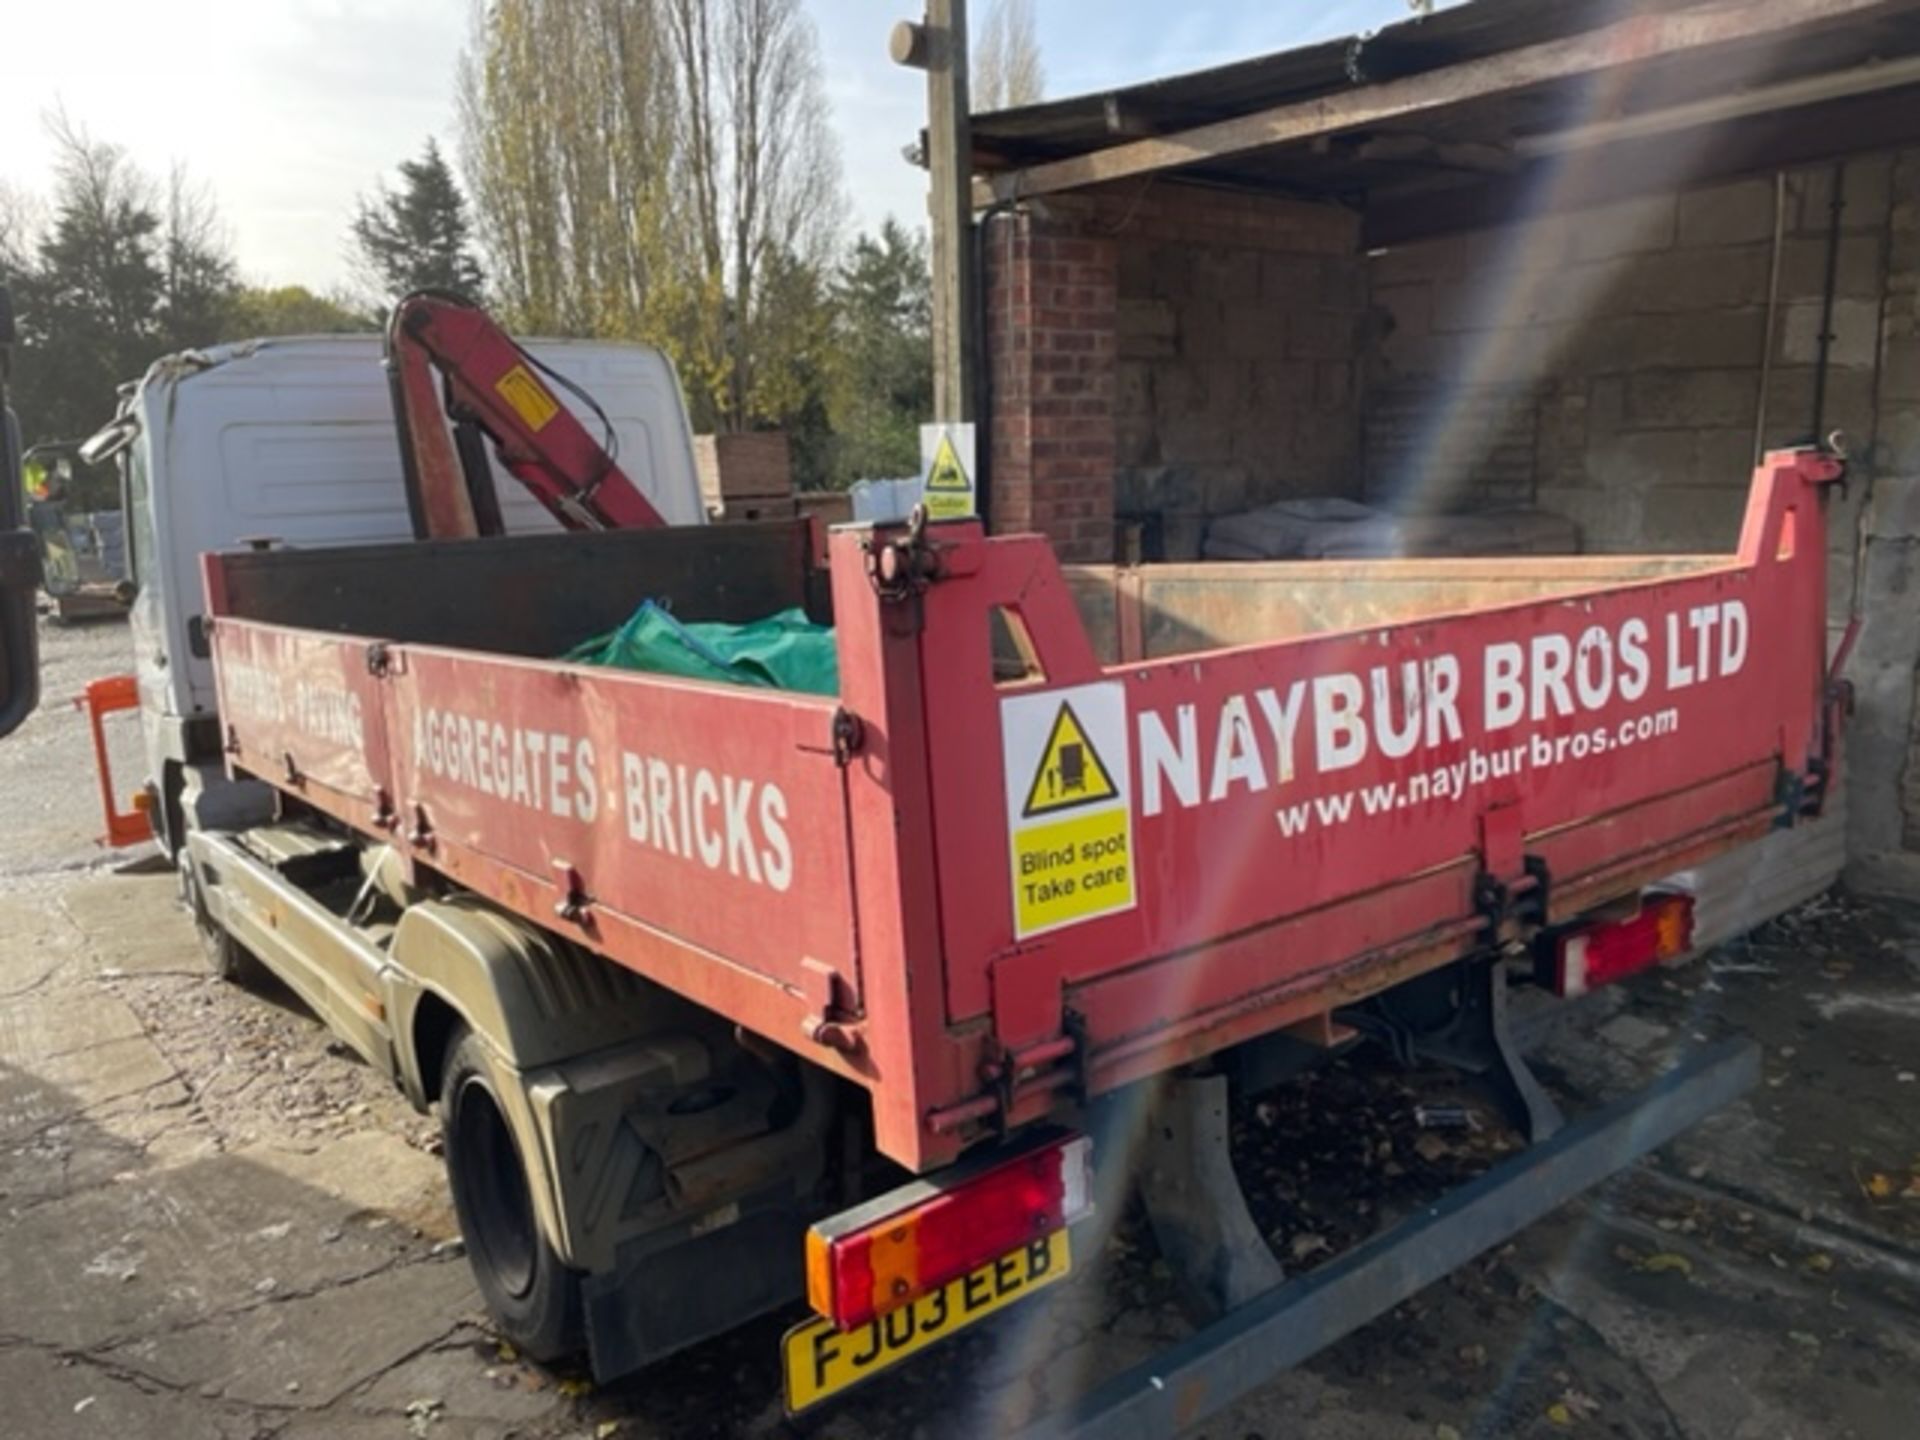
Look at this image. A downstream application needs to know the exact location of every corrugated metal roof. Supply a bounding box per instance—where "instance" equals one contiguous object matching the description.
[971,0,1606,167]
[967,0,1920,226]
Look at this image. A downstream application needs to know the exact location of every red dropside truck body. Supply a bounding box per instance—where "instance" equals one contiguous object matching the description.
[202,448,1843,1175]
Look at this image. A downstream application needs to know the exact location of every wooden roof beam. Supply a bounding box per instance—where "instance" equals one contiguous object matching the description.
[974,0,1896,207]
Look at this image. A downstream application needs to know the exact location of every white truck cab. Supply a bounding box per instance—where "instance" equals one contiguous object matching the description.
[100,333,703,854]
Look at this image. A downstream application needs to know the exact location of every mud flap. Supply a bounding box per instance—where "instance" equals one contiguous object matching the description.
[582,1200,810,1383]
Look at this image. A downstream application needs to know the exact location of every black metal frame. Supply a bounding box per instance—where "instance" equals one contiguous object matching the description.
[1020,1039,1759,1440]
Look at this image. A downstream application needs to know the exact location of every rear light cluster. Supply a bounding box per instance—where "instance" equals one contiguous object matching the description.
[1549,892,1694,998]
[806,1133,1093,1331]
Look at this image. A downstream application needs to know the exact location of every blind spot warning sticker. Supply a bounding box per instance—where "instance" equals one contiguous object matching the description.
[496,363,561,431]
[1002,681,1136,939]
[1022,702,1119,817]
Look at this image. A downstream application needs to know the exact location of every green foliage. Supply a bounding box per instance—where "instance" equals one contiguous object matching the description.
[349,139,486,305]
[750,250,839,490]
[224,286,373,339]
[821,220,933,488]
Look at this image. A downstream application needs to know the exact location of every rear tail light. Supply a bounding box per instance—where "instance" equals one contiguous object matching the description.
[806,1132,1093,1331]
[1549,892,1694,998]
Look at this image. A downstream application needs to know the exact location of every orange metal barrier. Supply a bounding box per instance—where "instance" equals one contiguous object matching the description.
[75,674,153,848]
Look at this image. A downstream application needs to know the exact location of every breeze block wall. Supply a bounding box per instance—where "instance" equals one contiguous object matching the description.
[1361,150,1920,891]
[984,183,1365,562]
[1363,156,1894,582]
[1106,187,1365,559]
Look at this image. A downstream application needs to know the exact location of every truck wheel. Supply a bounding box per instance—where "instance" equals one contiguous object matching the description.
[440,1027,581,1361]
[179,855,263,985]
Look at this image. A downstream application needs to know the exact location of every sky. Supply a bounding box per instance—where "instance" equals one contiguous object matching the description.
[0,0,1439,294]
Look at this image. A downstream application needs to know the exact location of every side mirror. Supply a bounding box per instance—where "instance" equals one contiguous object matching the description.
[0,282,43,739]
[79,415,139,467]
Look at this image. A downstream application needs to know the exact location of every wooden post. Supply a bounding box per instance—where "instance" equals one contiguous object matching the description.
[893,2,976,424]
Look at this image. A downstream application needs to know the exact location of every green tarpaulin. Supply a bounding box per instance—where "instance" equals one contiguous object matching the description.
[566,602,838,696]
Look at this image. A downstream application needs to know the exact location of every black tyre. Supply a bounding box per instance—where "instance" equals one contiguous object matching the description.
[179,855,263,985]
[439,1027,582,1361]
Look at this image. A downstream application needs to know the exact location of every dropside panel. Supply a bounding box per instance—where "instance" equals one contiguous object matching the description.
[386,648,857,995]
[906,451,1836,1102]
[212,618,393,837]
[206,618,864,1060]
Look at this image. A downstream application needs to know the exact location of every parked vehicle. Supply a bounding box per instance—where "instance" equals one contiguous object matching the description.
[21,441,133,623]
[81,302,1845,1425]
[0,282,42,740]
[79,331,702,859]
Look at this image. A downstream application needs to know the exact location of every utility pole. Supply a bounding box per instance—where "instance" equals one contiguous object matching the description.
[892,1,976,424]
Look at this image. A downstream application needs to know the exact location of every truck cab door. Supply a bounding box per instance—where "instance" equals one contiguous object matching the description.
[0,285,43,739]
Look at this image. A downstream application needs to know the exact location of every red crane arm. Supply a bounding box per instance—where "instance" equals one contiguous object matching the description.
[385,291,667,539]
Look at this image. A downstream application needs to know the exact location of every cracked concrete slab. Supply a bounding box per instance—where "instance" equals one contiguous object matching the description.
[276,1414,522,1440]
[0,1155,422,1351]
[62,871,204,978]
[1524,1206,1920,1440]
[248,1131,456,1236]
[0,1034,180,1145]
[105,1257,477,1409]
[0,1345,270,1440]
[0,988,147,1062]
[353,1337,563,1425]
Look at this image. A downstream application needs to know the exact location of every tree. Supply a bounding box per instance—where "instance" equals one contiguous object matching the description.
[658,0,845,431]
[0,182,42,276]
[349,139,486,305]
[824,221,932,487]
[974,0,1045,112]
[224,285,372,340]
[457,0,676,338]
[458,0,846,435]
[12,116,169,447]
[159,166,240,349]
[7,114,241,452]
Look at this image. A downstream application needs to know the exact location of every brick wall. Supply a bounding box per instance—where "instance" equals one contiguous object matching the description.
[984,184,1363,562]
[984,212,1118,563]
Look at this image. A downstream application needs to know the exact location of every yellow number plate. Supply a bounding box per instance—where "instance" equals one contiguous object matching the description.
[782,1228,1071,1413]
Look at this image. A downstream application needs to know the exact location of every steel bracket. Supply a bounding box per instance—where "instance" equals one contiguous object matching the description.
[1474,853,1549,931]
[552,859,593,924]
[830,708,864,767]
[799,957,862,1056]
[1411,958,1565,1145]
[1137,1071,1286,1322]
[864,506,944,604]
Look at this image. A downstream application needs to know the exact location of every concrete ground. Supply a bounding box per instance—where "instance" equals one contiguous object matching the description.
[3,617,1918,1440]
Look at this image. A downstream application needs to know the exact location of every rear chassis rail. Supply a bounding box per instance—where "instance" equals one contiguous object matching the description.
[202,451,1843,1173]
[1023,1039,1761,1439]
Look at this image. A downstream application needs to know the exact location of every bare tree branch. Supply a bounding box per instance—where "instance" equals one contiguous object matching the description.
[974,0,1044,112]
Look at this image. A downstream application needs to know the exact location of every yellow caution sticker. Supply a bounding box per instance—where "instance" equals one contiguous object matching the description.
[920,423,975,520]
[1022,701,1120,817]
[495,363,561,432]
[1002,681,1136,938]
